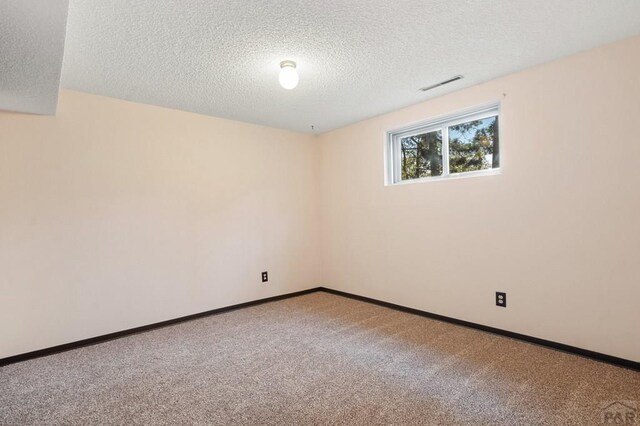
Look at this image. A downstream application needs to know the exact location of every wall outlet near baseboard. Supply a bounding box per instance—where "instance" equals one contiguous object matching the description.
[261,271,268,283]
[496,292,506,307]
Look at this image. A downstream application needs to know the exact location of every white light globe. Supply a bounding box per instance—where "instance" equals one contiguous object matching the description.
[279,61,299,90]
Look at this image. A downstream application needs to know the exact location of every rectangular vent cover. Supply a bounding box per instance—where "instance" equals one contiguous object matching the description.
[420,75,464,92]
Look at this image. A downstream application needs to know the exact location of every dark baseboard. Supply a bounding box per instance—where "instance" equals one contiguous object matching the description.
[318,287,640,372]
[0,287,322,367]
[3,286,637,371]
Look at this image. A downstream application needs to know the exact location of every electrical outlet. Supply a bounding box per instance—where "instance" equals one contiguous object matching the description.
[261,271,268,283]
[496,292,506,307]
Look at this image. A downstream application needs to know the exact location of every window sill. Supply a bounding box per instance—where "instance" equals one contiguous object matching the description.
[386,168,501,186]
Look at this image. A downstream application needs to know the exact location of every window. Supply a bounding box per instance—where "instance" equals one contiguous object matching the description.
[386,104,500,184]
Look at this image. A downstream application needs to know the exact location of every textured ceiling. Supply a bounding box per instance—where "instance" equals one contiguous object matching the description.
[0,0,68,114]
[61,0,640,133]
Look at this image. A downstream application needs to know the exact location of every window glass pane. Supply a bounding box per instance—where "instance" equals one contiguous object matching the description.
[448,116,499,173]
[400,130,443,180]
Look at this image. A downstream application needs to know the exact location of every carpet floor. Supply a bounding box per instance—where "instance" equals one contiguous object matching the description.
[1,292,638,425]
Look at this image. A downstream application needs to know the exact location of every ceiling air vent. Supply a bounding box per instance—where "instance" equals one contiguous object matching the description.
[419,75,464,92]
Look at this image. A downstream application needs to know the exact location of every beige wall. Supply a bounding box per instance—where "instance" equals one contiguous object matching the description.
[0,90,320,358]
[2,36,639,363]
[318,36,640,362]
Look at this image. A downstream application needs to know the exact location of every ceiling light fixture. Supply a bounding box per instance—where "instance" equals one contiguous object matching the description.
[279,60,299,90]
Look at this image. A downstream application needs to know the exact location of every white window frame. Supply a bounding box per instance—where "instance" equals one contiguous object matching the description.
[385,103,501,185]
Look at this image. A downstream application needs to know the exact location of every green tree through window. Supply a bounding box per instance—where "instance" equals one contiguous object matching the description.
[389,105,500,184]
[448,116,499,173]
[400,130,442,180]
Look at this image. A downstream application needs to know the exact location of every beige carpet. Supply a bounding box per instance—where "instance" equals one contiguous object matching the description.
[1,292,638,425]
